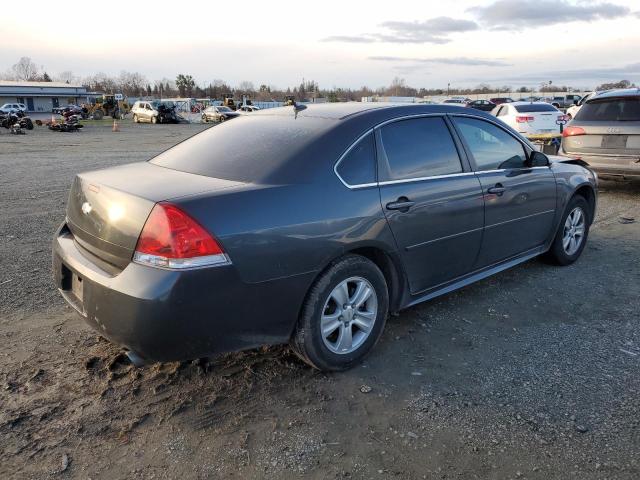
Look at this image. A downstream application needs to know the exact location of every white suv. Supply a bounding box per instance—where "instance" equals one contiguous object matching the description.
[0,103,27,113]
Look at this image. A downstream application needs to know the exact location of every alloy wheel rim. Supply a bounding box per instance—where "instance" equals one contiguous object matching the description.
[562,206,586,255]
[321,277,378,355]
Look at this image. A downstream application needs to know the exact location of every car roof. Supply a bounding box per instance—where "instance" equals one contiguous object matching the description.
[587,88,640,101]
[251,102,475,121]
[509,101,556,106]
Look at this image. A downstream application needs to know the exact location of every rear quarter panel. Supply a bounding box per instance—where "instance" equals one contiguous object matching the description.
[171,178,395,285]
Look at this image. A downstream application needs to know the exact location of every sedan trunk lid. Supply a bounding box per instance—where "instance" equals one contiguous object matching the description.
[66,162,244,270]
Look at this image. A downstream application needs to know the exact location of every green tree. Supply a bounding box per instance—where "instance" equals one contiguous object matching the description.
[175,74,196,97]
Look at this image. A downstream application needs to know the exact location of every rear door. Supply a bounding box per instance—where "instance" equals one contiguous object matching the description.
[451,115,557,267]
[376,115,484,294]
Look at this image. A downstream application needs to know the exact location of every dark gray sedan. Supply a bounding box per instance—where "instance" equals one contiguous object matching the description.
[53,103,597,371]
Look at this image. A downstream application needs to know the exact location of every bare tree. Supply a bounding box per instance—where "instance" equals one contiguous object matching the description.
[56,70,80,84]
[12,57,40,81]
[237,81,255,93]
[118,71,148,96]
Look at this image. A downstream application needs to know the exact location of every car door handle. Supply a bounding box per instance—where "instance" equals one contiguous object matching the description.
[487,184,506,195]
[386,198,415,211]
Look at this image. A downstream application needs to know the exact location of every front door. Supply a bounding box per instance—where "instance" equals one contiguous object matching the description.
[451,115,557,267]
[26,98,34,111]
[377,116,485,294]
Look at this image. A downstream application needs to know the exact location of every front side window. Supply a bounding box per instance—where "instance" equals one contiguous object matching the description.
[454,117,527,171]
[378,117,462,181]
[336,132,377,186]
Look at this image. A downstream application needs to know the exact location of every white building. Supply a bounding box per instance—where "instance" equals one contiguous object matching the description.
[0,81,97,112]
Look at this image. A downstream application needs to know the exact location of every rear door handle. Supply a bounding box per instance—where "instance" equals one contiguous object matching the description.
[386,197,415,211]
[487,184,506,195]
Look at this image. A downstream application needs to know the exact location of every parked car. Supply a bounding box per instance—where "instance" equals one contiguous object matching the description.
[53,104,87,118]
[566,92,597,119]
[466,99,495,112]
[0,103,26,113]
[519,96,541,102]
[53,103,597,371]
[442,97,471,105]
[492,102,566,135]
[131,101,183,124]
[201,105,240,122]
[131,101,159,123]
[236,105,260,113]
[561,88,640,178]
[490,97,514,105]
[547,94,583,110]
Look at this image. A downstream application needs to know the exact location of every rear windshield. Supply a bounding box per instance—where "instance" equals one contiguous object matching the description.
[150,115,334,183]
[514,104,557,113]
[576,97,640,121]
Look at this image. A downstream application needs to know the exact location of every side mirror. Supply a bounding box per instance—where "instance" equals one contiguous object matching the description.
[529,150,550,167]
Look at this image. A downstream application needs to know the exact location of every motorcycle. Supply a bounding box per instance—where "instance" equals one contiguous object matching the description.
[0,110,34,131]
[49,114,83,133]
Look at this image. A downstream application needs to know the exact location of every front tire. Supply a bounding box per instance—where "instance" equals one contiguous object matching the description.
[545,195,591,265]
[151,115,158,124]
[133,114,138,123]
[291,255,389,371]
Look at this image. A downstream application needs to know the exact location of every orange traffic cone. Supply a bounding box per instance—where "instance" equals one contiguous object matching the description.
[112,118,120,132]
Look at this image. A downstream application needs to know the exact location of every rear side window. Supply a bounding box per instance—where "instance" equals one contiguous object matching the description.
[576,97,640,121]
[336,132,376,186]
[514,104,557,113]
[454,117,527,171]
[379,117,462,181]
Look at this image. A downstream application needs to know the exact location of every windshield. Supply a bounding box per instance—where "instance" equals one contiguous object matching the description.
[514,104,558,113]
[575,97,640,121]
[217,106,232,112]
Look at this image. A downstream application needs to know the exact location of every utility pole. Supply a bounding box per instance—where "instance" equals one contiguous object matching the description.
[447,83,450,96]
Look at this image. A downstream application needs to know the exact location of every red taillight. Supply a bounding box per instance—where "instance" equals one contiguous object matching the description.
[134,202,228,269]
[516,115,534,123]
[562,126,586,137]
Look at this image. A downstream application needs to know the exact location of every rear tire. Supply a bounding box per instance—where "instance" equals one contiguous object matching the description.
[291,255,388,371]
[544,195,591,266]
[92,109,104,120]
[151,116,158,124]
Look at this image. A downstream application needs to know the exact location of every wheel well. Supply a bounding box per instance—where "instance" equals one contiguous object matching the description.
[574,185,596,224]
[348,247,404,313]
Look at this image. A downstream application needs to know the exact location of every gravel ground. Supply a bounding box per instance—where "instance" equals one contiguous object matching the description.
[0,121,639,479]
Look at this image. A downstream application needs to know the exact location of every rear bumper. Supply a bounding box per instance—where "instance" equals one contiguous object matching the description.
[562,152,640,178]
[52,223,312,362]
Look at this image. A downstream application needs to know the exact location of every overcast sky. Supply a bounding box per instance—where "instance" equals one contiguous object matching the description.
[1,0,639,90]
